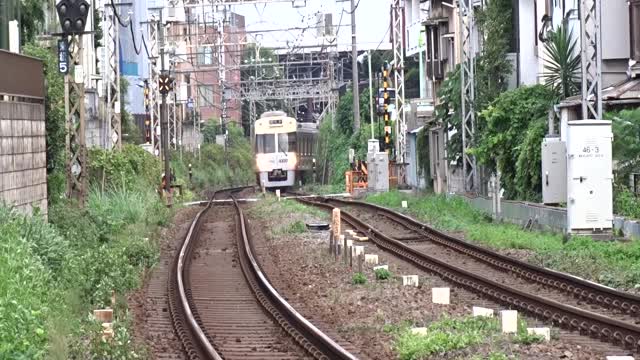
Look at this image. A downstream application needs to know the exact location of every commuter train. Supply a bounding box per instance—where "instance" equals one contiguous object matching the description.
[254,111,318,188]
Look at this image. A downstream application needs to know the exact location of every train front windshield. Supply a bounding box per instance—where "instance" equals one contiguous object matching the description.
[255,133,296,154]
[255,134,276,154]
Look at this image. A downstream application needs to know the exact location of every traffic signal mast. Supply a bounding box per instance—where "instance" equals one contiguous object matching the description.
[56,0,90,206]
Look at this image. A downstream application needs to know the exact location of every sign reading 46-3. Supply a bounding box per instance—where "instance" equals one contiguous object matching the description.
[58,39,69,74]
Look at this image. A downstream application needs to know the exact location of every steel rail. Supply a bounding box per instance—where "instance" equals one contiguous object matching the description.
[232,196,359,360]
[168,186,254,359]
[325,198,640,316]
[299,198,640,352]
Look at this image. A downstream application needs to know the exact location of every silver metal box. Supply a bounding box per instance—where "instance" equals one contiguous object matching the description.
[541,137,567,204]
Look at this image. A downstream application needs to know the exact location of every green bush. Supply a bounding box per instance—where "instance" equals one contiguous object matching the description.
[374,268,392,280]
[0,187,167,358]
[89,144,162,191]
[175,123,254,192]
[352,272,367,285]
[513,319,544,345]
[613,186,640,220]
[475,85,556,201]
[0,207,57,358]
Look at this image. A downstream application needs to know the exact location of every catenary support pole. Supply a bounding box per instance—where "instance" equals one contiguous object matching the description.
[351,0,360,132]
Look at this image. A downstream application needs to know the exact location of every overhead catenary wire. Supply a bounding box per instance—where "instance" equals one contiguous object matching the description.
[110,0,151,58]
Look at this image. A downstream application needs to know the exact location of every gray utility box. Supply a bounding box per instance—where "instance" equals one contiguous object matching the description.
[541,137,567,204]
[367,151,389,192]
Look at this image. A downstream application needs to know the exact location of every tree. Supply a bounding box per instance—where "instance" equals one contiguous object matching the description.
[20,0,45,45]
[475,0,513,110]
[543,24,581,100]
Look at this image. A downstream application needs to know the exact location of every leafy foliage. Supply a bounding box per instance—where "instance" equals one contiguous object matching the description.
[20,0,45,45]
[435,65,463,161]
[22,43,67,201]
[394,316,500,359]
[475,0,514,109]
[513,319,544,345]
[317,91,384,186]
[351,272,367,285]
[475,85,555,200]
[416,127,432,187]
[173,123,255,191]
[609,108,640,183]
[543,24,581,100]
[374,268,392,280]
[89,144,162,191]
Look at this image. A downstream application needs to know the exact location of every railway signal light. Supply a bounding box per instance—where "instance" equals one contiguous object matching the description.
[382,63,392,152]
[56,0,90,35]
[159,73,173,96]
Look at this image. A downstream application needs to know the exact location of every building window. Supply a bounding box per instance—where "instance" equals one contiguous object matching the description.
[197,46,213,65]
[198,85,213,107]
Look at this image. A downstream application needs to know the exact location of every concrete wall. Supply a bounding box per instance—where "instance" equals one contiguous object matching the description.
[0,101,48,216]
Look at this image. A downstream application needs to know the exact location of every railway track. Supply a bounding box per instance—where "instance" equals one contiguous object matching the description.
[300,197,640,353]
[167,187,359,360]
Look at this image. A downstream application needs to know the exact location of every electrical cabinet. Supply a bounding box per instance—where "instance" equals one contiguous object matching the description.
[566,120,614,233]
[367,152,389,192]
[541,137,566,204]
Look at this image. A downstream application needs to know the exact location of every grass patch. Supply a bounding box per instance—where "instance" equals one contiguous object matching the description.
[394,316,500,360]
[249,195,327,221]
[366,191,640,290]
[352,272,367,285]
[301,183,345,195]
[374,268,392,280]
[393,316,542,360]
[283,220,307,235]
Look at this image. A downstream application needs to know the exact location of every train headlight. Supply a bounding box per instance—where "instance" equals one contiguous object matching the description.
[256,154,271,172]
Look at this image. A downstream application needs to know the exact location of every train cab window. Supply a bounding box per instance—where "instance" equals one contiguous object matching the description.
[277,133,296,153]
[255,134,276,153]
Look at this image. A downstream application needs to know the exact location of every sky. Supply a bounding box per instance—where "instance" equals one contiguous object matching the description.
[229,0,393,53]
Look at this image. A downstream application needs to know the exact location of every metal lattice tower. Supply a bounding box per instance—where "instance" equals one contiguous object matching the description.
[579,0,603,120]
[391,0,407,184]
[65,35,88,205]
[105,3,122,149]
[148,19,162,157]
[458,0,478,193]
[169,92,177,149]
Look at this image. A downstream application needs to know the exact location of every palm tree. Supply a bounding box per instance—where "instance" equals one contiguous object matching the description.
[543,24,581,100]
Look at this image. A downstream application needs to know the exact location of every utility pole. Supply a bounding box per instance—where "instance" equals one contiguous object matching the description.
[159,11,172,207]
[65,34,89,206]
[350,0,360,132]
[458,0,479,193]
[56,0,90,206]
[391,0,407,186]
[105,1,122,150]
[579,0,603,120]
[148,15,161,157]
[367,50,374,140]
